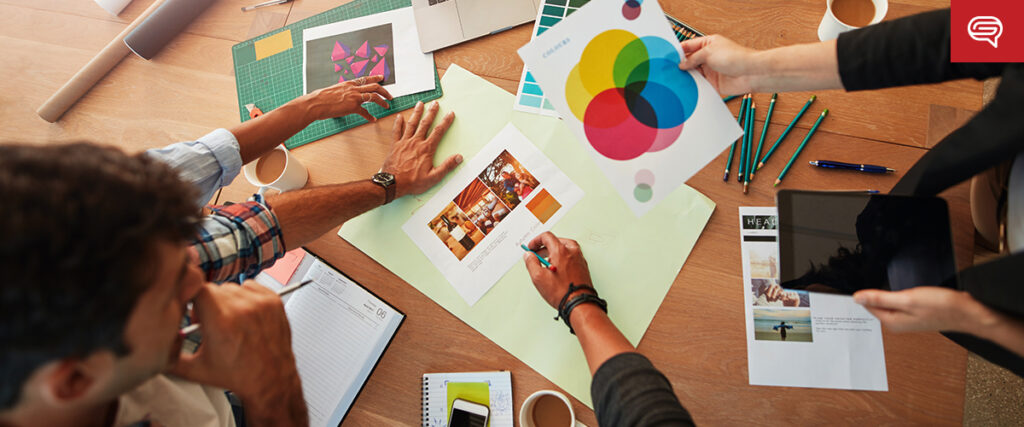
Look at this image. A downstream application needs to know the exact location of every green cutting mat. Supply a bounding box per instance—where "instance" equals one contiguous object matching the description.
[231,0,442,150]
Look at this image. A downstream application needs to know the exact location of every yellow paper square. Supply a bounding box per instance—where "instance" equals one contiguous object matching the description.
[254,29,293,61]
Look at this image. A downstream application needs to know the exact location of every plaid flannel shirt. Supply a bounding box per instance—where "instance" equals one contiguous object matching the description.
[147,129,285,283]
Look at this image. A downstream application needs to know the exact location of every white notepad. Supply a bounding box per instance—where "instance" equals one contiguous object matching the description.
[421,371,513,427]
[255,250,405,427]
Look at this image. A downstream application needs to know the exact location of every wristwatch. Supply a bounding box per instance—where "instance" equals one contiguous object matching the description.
[371,171,397,204]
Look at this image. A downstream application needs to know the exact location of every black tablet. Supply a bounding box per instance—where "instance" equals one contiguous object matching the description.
[777,190,959,294]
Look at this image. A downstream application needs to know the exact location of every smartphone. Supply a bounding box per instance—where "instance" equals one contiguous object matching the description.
[448,398,489,427]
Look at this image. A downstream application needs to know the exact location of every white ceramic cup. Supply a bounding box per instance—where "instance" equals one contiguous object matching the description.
[242,145,308,194]
[817,0,888,41]
[519,390,576,427]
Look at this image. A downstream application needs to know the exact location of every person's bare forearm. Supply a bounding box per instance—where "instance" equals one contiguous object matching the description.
[969,311,1024,358]
[266,180,384,251]
[571,304,636,375]
[747,40,843,93]
[230,95,318,164]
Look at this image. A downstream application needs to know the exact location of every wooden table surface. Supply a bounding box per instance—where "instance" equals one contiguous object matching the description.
[0,0,980,425]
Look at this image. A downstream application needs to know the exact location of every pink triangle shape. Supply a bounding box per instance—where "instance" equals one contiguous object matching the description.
[334,63,341,72]
[374,45,389,57]
[345,56,353,63]
[331,41,349,62]
[355,41,369,58]
[350,59,369,76]
[339,75,347,84]
[372,54,378,62]
[369,59,389,80]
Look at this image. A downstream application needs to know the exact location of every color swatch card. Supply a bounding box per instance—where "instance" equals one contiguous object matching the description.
[518,0,741,216]
[303,7,436,97]
[514,0,591,117]
[402,123,583,306]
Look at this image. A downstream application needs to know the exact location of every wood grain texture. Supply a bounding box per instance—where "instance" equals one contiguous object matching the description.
[0,0,979,425]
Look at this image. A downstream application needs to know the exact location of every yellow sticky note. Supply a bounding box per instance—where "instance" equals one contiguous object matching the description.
[254,29,293,61]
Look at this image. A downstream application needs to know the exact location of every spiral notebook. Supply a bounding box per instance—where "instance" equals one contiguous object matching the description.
[421,371,513,427]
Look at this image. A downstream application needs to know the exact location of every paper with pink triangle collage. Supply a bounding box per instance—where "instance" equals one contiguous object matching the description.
[303,7,435,98]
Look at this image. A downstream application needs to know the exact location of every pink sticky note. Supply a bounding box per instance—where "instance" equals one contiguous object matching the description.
[265,249,305,284]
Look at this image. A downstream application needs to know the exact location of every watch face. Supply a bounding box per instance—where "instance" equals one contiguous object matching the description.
[373,172,395,186]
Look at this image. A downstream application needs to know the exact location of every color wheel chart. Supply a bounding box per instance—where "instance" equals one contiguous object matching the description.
[513,0,703,118]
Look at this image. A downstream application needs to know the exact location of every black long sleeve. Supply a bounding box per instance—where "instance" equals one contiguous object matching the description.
[835,9,1024,377]
[836,9,1003,91]
[835,9,1024,197]
[591,352,693,427]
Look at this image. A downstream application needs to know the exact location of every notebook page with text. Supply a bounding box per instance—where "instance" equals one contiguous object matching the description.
[285,258,404,427]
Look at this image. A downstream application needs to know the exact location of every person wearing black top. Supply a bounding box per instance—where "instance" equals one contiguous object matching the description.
[680,9,1024,376]
[523,232,694,426]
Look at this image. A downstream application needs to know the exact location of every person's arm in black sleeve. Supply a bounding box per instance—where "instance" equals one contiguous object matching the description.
[891,65,1024,196]
[837,9,1003,91]
[678,9,1004,96]
[522,232,693,427]
[591,352,694,426]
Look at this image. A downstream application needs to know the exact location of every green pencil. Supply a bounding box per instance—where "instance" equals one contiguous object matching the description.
[749,93,777,181]
[758,94,816,170]
[738,94,750,183]
[723,95,738,102]
[723,95,747,181]
[775,109,829,187]
[735,94,750,182]
[743,100,756,194]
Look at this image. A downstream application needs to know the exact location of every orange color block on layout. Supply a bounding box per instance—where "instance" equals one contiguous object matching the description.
[526,189,561,224]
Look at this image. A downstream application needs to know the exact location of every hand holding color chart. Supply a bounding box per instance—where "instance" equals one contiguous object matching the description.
[519,0,741,215]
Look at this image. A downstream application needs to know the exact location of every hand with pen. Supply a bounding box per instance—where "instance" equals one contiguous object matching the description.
[521,233,692,425]
[168,281,308,425]
[522,232,595,309]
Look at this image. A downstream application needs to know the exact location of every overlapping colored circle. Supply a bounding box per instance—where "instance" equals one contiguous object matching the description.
[565,29,699,201]
[622,0,643,20]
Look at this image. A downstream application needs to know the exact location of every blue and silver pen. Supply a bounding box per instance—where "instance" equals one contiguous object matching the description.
[809,160,895,174]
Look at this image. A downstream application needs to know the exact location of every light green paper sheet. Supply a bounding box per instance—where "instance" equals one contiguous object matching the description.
[446,382,490,426]
[338,64,715,408]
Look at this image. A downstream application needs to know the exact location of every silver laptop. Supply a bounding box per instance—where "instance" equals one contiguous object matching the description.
[413,0,543,52]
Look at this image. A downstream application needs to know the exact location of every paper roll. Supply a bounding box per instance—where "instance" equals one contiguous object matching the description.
[36,0,168,123]
[123,0,215,60]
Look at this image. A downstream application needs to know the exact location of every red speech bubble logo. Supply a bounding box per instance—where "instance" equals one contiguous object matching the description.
[968,16,1003,48]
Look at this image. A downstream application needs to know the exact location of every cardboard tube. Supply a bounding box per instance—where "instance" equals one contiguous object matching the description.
[36,0,167,123]
[124,0,215,60]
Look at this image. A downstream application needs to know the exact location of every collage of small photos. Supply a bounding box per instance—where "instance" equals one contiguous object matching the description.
[427,150,560,261]
[745,214,813,343]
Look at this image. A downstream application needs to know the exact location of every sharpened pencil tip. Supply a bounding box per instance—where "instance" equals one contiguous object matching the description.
[810,95,816,101]
[774,179,781,187]
[723,171,729,181]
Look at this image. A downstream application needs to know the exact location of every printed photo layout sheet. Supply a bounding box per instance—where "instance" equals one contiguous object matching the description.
[403,123,584,306]
[739,207,888,391]
[517,0,741,217]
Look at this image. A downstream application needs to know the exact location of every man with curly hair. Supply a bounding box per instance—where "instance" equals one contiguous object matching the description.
[0,77,460,426]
